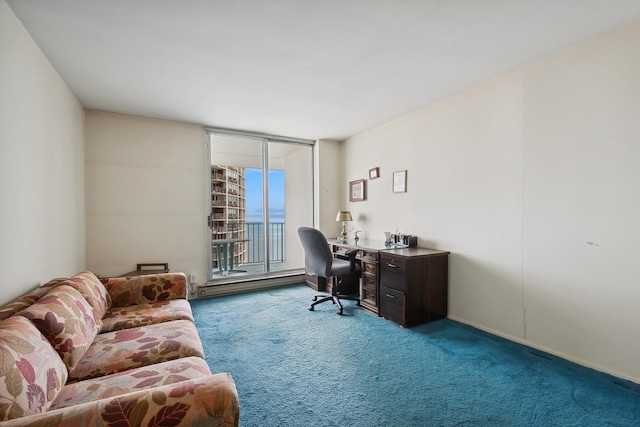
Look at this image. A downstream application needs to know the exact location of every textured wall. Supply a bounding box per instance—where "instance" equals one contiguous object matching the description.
[0,0,85,304]
[341,18,640,382]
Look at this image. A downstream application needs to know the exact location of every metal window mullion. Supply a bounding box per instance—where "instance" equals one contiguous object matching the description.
[262,139,270,273]
[205,127,314,146]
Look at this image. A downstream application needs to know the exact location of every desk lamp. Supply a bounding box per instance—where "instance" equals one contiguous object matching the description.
[336,210,352,241]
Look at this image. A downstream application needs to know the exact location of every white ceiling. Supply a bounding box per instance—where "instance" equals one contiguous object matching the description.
[7,0,640,141]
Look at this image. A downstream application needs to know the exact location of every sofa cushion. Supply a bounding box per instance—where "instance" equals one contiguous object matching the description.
[105,273,187,307]
[51,356,210,410]
[65,271,111,318]
[0,316,68,420]
[69,319,205,382]
[100,299,195,333]
[34,374,239,427]
[0,278,66,321]
[19,285,101,373]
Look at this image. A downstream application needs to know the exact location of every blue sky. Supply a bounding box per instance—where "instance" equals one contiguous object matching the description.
[245,168,284,223]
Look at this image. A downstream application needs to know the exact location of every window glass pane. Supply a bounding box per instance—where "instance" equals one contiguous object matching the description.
[208,134,313,280]
[210,135,264,278]
[268,141,313,272]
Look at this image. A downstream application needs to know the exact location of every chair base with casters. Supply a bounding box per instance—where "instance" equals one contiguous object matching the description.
[309,271,361,315]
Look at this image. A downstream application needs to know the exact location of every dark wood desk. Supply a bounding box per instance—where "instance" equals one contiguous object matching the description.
[327,239,388,315]
[379,247,449,327]
[305,239,450,326]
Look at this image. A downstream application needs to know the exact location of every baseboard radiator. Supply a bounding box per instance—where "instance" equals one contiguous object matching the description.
[197,273,305,299]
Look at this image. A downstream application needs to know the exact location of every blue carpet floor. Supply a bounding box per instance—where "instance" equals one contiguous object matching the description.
[190,285,640,426]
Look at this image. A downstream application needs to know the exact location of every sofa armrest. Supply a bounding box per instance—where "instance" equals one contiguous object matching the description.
[2,373,239,427]
[102,273,188,307]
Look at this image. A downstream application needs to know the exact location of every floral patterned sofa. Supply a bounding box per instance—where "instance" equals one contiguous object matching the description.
[0,272,239,426]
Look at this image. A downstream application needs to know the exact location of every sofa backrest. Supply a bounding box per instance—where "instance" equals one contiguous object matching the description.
[0,278,67,322]
[0,316,68,420]
[64,271,112,318]
[104,273,188,307]
[0,271,111,323]
[18,285,102,374]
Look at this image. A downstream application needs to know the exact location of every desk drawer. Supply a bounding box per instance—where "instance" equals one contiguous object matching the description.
[361,285,377,304]
[379,285,405,326]
[380,254,407,291]
[362,273,377,288]
[362,261,377,276]
[360,250,378,261]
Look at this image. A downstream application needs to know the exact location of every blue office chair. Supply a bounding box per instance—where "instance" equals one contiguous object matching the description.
[297,226,361,315]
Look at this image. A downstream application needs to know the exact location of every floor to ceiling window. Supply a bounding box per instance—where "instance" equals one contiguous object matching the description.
[207,130,314,283]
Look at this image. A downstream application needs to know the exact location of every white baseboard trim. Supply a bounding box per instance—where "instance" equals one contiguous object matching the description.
[447,314,639,385]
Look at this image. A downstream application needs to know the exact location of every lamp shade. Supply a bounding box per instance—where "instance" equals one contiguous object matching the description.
[336,211,353,222]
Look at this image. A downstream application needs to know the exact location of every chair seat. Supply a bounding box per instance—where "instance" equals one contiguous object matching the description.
[329,258,356,276]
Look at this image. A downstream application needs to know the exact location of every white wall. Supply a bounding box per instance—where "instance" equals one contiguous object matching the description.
[283,144,314,269]
[84,111,207,287]
[342,18,640,382]
[522,19,640,381]
[0,0,85,304]
[314,139,344,236]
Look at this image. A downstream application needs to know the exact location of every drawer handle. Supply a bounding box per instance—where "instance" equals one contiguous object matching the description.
[385,293,396,299]
[386,263,398,268]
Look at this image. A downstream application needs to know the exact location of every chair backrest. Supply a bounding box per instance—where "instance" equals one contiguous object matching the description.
[297,227,333,279]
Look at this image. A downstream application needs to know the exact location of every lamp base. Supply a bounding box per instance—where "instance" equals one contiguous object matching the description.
[339,223,348,241]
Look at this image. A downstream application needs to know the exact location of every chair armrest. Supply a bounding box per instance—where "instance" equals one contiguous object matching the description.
[344,249,359,272]
[344,249,358,259]
[1,374,239,427]
[102,273,188,307]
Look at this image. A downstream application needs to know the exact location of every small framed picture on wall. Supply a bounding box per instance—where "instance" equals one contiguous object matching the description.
[349,179,365,202]
[393,170,407,193]
[369,167,380,180]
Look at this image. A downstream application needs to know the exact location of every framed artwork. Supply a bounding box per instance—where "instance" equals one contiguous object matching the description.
[349,179,365,202]
[393,170,407,193]
[369,167,380,180]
